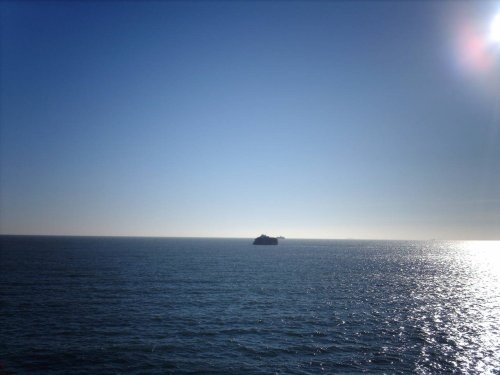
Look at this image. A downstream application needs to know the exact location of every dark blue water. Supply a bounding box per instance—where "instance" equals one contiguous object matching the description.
[1,236,499,374]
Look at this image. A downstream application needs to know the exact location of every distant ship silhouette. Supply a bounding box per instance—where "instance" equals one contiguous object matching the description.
[253,234,278,245]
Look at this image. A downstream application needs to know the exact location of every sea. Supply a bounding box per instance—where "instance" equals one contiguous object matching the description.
[1,236,499,374]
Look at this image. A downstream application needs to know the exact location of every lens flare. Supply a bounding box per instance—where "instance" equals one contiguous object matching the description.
[491,13,500,43]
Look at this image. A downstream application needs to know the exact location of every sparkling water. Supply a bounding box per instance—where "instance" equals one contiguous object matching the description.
[1,236,499,374]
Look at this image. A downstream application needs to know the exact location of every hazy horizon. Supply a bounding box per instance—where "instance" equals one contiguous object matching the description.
[1,1,499,240]
[1,234,498,243]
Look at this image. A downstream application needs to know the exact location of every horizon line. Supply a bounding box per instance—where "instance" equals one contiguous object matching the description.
[0,233,497,242]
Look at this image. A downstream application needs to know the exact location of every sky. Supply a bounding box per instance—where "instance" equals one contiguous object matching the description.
[1,1,499,240]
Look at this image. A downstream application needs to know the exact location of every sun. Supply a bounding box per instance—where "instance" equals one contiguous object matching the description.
[490,13,500,43]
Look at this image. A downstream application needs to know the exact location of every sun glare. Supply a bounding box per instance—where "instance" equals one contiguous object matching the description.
[490,13,500,43]
[459,241,500,275]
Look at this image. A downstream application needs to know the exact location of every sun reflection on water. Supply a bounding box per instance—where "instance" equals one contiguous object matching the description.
[419,240,500,374]
[458,239,500,252]
[457,240,500,282]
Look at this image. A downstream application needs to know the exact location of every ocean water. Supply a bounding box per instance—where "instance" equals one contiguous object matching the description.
[1,236,499,374]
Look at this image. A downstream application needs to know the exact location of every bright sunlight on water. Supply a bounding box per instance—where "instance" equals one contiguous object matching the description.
[406,241,500,373]
[1,237,499,374]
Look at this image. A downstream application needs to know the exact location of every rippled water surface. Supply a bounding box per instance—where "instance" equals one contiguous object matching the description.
[1,236,499,374]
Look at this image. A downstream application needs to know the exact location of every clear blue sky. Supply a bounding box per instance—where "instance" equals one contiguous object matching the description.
[1,1,499,239]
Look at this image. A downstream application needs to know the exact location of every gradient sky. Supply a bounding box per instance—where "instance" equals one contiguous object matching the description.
[1,1,499,239]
